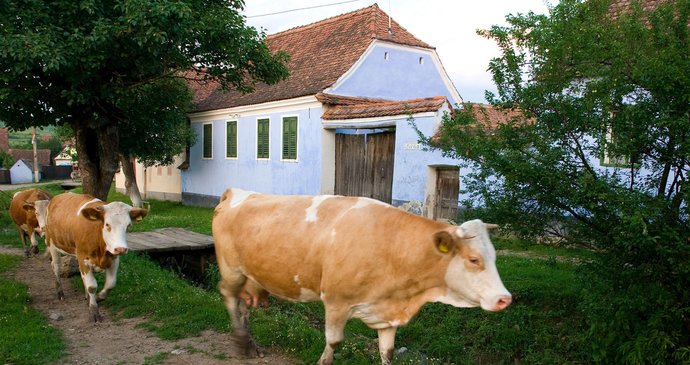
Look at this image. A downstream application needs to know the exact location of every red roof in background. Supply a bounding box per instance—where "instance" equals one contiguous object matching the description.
[190,4,433,112]
[465,104,526,129]
[608,0,670,19]
[320,94,448,120]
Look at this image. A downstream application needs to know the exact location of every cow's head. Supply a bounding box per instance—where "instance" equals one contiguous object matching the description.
[81,202,148,256]
[434,219,512,312]
[25,199,50,237]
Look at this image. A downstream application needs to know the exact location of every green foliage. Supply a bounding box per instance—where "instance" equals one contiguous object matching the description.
[0,0,289,198]
[425,0,690,362]
[0,254,65,365]
[0,149,13,168]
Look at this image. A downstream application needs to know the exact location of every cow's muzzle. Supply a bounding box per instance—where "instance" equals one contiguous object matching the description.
[486,294,512,312]
[112,247,128,256]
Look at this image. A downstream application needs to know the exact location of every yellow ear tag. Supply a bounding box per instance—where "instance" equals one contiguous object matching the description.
[438,242,449,253]
[88,214,99,221]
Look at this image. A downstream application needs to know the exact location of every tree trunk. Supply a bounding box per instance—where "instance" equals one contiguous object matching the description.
[73,122,120,201]
[118,154,143,208]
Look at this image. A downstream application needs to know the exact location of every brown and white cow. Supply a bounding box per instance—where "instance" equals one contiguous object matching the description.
[212,188,512,365]
[45,193,147,322]
[9,188,53,257]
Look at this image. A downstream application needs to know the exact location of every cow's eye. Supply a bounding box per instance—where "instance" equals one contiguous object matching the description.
[105,223,112,232]
[468,257,480,266]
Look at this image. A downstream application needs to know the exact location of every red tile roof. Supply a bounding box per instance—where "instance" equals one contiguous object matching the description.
[9,149,52,167]
[457,104,527,129]
[190,4,433,112]
[319,93,447,120]
[609,0,670,19]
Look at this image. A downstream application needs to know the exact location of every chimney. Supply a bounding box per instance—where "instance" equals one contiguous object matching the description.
[0,128,9,152]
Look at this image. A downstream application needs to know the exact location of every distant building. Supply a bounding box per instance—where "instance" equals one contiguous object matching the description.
[10,159,35,184]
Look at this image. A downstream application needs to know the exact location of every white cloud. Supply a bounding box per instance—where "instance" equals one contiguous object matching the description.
[243,0,551,103]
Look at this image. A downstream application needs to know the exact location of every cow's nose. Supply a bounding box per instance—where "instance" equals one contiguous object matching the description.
[113,247,128,255]
[494,295,512,311]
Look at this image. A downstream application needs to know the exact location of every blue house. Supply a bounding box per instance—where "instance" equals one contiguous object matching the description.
[183,4,465,219]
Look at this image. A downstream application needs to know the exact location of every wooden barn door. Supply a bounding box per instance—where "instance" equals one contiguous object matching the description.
[335,130,395,203]
[434,167,459,220]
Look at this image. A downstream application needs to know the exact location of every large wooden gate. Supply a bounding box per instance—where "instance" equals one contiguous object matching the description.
[434,167,459,220]
[335,130,395,203]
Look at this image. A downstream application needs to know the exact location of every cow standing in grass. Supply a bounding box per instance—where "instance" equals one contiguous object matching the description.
[212,188,511,365]
[9,188,53,257]
[45,193,147,322]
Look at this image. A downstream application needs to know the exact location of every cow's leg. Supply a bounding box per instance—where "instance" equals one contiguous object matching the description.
[28,231,39,256]
[17,227,29,257]
[78,257,101,322]
[48,243,64,300]
[97,256,119,302]
[318,305,349,365]
[219,273,260,358]
[378,327,397,365]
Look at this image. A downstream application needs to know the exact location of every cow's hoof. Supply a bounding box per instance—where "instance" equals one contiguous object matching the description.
[57,291,65,300]
[89,306,101,322]
[30,246,39,256]
[230,334,261,358]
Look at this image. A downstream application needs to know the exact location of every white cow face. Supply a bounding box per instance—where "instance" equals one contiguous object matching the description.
[32,200,50,236]
[81,202,148,255]
[435,219,512,312]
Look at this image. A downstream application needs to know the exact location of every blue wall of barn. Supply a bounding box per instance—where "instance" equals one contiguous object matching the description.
[328,44,462,106]
[183,106,324,203]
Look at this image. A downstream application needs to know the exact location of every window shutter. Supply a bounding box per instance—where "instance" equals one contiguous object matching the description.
[202,123,212,159]
[226,121,237,158]
[257,119,269,159]
[282,117,297,160]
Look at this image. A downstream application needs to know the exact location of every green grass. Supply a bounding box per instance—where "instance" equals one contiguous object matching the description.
[0,254,65,365]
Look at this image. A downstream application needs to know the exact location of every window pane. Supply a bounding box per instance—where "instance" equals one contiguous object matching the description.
[203,123,212,159]
[226,121,237,158]
[282,116,297,160]
[257,118,269,159]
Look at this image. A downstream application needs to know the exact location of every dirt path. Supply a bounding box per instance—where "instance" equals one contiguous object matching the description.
[1,246,295,365]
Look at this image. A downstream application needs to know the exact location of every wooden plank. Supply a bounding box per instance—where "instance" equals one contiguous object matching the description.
[127,228,215,254]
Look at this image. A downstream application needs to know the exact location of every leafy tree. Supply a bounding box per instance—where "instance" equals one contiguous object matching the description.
[0,0,289,199]
[425,0,689,362]
[0,150,13,169]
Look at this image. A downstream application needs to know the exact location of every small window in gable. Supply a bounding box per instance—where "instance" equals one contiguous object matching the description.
[282,116,298,161]
[257,118,270,159]
[202,123,213,159]
[419,56,424,65]
[226,120,237,158]
[384,52,389,60]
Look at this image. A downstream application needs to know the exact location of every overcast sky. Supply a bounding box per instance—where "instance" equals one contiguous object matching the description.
[242,0,553,103]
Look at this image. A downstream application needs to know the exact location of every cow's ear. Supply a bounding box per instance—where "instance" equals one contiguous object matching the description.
[22,203,36,212]
[433,230,456,254]
[485,223,499,230]
[81,206,105,221]
[130,208,148,222]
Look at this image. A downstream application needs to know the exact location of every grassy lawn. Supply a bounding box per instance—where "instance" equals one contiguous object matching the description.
[0,254,65,365]
[0,183,594,364]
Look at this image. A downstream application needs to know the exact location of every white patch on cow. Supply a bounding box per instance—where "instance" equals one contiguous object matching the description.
[54,245,72,256]
[298,288,320,302]
[100,202,134,255]
[305,195,333,223]
[19,223,29,232]
[293,275,301,285]
[228,188,256,208]
[77,198,102,216]
[351,197,387,210]
[13,191,20,198]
